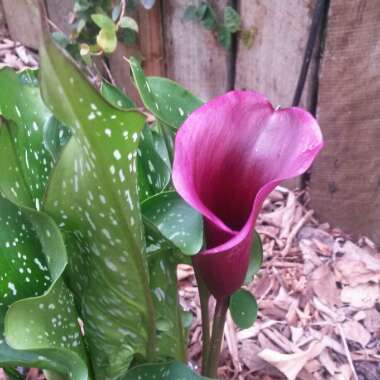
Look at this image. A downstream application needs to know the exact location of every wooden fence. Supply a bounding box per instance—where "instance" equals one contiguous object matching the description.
[1,0,380,245]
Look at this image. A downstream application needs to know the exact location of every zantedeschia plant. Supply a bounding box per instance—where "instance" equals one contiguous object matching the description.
[0,5,323,380]
[173,92,323,299]
[172,92,323,376]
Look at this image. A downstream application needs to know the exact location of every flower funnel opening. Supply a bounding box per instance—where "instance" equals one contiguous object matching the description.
[173,91,323,299]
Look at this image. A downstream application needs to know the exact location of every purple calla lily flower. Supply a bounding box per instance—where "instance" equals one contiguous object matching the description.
[172,91,323,299]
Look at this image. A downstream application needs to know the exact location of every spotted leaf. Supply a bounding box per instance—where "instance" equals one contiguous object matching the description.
[147,251,186,362]
[39,27,156,379]
[128,57,203,130]
[99,80,171,201]
[100,81,135,109]
[0,68,61,209]
[124,361,211,379]
[0,195,89,380]
[137,126,171,201]
[142,191,203,256]
[99,81,185,358]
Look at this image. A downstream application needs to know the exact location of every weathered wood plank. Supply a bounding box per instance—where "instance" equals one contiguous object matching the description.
[236,0,315,107]
[162,0,229,101]
[109,3,165,104]
[46,0,74,35]
[235,0,316,189]
[2,0,41,48]
[0,1,7,37]
[310,0,380,244]
[137,1,165,76]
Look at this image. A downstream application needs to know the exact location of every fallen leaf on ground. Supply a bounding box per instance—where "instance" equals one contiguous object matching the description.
[299,239,322,275]
[363,309,380,333]
[341,320,371,347]
[310,264,341,306]
[258,338,326,380]
[334,241,380,286]
[340,284,380,309]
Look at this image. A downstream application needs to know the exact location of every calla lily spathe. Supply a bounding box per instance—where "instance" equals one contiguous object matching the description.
[173,91,323,299]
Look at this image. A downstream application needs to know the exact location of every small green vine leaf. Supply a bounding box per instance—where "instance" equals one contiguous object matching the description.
[230,289,258,329]
[96,28,117,53]
[223,6,240,33]
[91,14,116,32]
[119,17,139,32]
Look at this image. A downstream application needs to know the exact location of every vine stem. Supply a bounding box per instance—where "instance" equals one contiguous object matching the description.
[193,263,211,374]
[204,296,230,378]
[117,0,127,28]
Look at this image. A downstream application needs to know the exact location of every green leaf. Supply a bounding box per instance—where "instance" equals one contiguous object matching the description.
[100,80,135,109]
[157,121,174,164]
[230,289,258,329]
[43,116,71,162]
[137,126,171,201]
[223,6,240,33]
[39,29,156,379]
[0,119,33,207]
[241,27,257,49]
[195,3,210,21]
[244,231,263,285]
[96,28,117,53]
[91,14,115,31]
[99,81,171,201]
[100,80,185,358]
[0,68,57,209]
[128,57,203,129]
[121,28,138,46]
[0,67,87,377]
[119,16,139,32]
[0,196,89,380]
[147,251,186,361]
[201,6,217,30]
[142,191,203,256]
[217,26,232,50]
[124,361,211,379]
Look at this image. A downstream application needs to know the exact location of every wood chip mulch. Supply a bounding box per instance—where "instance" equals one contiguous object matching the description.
[0,38,38,70]
[179,187,380,380]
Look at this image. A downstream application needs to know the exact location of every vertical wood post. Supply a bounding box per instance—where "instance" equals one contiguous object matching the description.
[2,0,41,49]
[310,0,380,245]
[162,0,230,101]
[109,2,165,104]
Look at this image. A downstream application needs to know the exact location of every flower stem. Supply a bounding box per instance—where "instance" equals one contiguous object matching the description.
[193,264,211,373]
[204,297,230,378]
